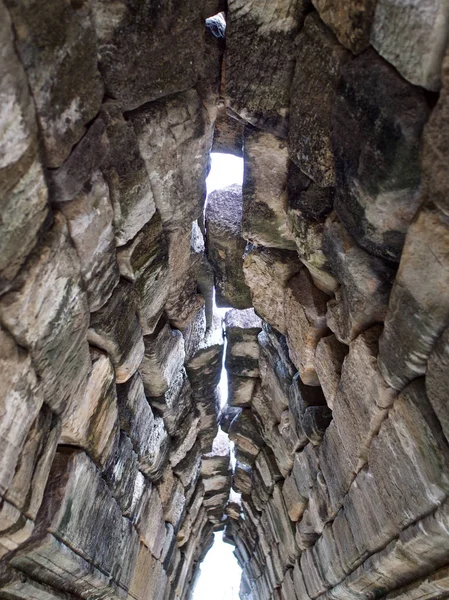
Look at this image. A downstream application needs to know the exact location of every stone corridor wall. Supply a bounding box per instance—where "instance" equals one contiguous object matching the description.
[1,1,449,600]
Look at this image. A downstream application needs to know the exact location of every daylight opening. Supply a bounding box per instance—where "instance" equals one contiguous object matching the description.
[193,153,244,599]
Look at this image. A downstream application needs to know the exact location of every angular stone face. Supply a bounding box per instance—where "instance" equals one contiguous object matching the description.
[130,89,213,231]
[225,309,262,378]
[88,279,144,384]
[289,13,351,187]
[206,184,252,309]
[426,327,449,443]
[323,215,395,344]
[149,369,193,436]
[285,270,330,386]
[311,0,376,53]
[242,129,296,250]
[371,0,449,91]
[243,246,301,334]
[58,170,119,312]
[333,49,430,262]
[61,348,119,468]
[5,0,103,167]
[0,214,91,417]
[315,334,348,409]
[92,0,205,111]
[226,0,310,137]
[100,101,156,247]
[379,203,449,390]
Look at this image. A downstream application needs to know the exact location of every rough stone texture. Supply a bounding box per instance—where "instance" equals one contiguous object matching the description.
[379,203,449,390]
[206,184,252,309]
[243,246,301,334]
[289,13,351,187]
[371,0,449,91]
[242,128,296,250]
[311,0,377,54]
[333,49,430,262]
[226,0,310,137]
[323,215,395,344]
[5,0,103,168]
[3,4,449,600]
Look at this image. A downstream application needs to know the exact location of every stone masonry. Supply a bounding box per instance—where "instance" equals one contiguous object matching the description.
[1,2,449,600]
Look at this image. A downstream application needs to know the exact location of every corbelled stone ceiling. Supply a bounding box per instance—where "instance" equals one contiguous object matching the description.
[1,1,449,600]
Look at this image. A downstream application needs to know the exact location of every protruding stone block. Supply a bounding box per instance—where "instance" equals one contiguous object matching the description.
[243,247,301,334]
[289,13,351,187]
[88,280,144,384]
[206,184,252,309]
[315,334,348,409]
[225,309,262,378]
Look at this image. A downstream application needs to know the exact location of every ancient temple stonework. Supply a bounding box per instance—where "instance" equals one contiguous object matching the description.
[1,1,449,600]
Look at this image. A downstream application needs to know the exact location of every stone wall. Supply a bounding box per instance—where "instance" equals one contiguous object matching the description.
[1,1,449,600]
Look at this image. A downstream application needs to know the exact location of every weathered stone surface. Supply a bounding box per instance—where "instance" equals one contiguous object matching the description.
[88,279,144,384]
[288,373,327,446]
[135,483,166,559]
[427,327,449,443]
[5,0,103,168]
[371,0,449,91]
[58,171,119,312]
[130,88,212,231]
[104,431,140,518]
[213,104,244,156]
[92,0,205,111]
[149,369,193,436]
[61,348,119,468]
[323,215,395,344]
[0,564,80,599]
[311,0,376,53]
[225,309,262,378]
[47,117,109,205]
[333,50,430,262]
[243,246,301,334]
[11,450,139,597]
[332,326,396,472]
[117,372,169,480]
[285,269,330,385]
[0,1,49,292]
[315,334,348,409]
[0,213,91,417]
[229,410,264,464]
[140,320,185,397]
[202,430,231,479]
[226,0,310,137]
[228,376,258,408]
[289,13,351,187]
[379,203,449,390]
[100,101,155,246]
[117,212,169,334]
[369,379,449,530]
[206,184,252,308]
[242,129,296,250]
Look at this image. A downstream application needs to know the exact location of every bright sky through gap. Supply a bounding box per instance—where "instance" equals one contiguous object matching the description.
[192,153,244,600]
[193,533,242,600]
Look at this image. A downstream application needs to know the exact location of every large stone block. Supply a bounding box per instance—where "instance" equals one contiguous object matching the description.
[315,334,348,410]
[135,483,166,559]
[149,369,193,436]
[311,0,376,53]
[288,373,328,446]
[378,203,449,390]
[242,128,296,250]
[118,211,169,335]
[92,0,205,110]
[332,326,396,472]
[11,450,139,598]
[0,213,91,417]
[0,1,49,292]
[88,279,144,384]
[243,246,301,334]
[61,348,119,468]
[371,0,449,91]
[116,372,169,480]
[140,320,185,397]
[58,170,119,312]
[332,49,429,262]
[130,88,212,231]
[206,184,252,309]
[427,327,449,443]
[369,379,449,531]
[225,309,262,378]
[323,215,395,344]
[5,0,103,167]
[100,101,155,246]
[285,269,330,385]
[289,13,351,187]
[226,0,310,137]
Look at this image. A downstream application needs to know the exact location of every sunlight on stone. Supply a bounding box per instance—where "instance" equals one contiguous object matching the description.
[193,532,241,600]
